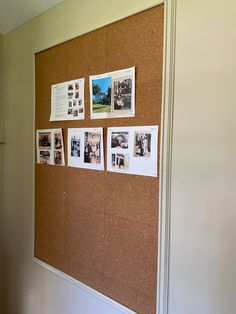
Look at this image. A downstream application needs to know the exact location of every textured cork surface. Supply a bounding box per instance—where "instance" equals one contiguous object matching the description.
[35,5,164,314]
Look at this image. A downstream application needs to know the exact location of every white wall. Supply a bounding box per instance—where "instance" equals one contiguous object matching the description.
[1,1,162,314]
[169,1,236,314]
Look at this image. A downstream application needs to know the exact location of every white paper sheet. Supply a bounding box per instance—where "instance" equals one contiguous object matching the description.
[107,126,158,177]
[36,128,65,166]
[68,128,104,171]
[90,67,135,119]
[50,78,85,121]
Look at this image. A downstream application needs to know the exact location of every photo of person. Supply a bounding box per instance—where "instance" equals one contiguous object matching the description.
[68,108,73,114]
[111,132,129,149]
[79,108,83,113]
[55,133,62,149]
[134,132,151,157]
[75,82,79,90]
[68,101,72,107]
[111,153,129,171]
[75,91,79,99]
[92,76,112,113]
[39,150,50,164]
[73,100,77,106]
[73,109,78,117]
[71,136,80,157]
[54,151,62,165]
[113,77,132,111]
[78,99,82,106]
[68,84,74,91]
[84,132,101,164]
[38,132,51,149]
[68,92,73,99]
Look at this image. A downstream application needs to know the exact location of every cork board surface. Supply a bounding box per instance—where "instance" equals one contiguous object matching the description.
[35,5,164,314]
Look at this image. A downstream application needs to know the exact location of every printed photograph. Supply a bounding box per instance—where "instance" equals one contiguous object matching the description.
[92,76,112,113]
[84,132,101,164]
[68,92,73,99]
[112,153,129,171]
[78,99,82,106]
[38,132,51,149]
[68,101,72,107]
[68,84,74,91]
[113,77,132,111]
[75,82,79,90]
[79,108,83,113]
[75,91,79,99]
[73,109,78,117]
[39,150,50,164]
[54,151,62,165]
[55,132,62,150]
[111,132,129,149]
[68,108,73,115]
[73,100,77,106]
[71,136,80,157]
[134,132,151,157]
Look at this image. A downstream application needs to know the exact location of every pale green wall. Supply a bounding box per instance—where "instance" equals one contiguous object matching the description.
[2,1,163,314]
[0,32,3,312]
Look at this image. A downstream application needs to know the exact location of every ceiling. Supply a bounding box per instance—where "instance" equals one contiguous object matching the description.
[0,0,64,34]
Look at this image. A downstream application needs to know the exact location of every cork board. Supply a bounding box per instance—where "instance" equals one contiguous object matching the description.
[35,5,164,314]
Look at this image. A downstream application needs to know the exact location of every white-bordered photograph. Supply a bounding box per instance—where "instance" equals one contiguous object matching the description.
[112,77,132,111]
[71,136,80,157]
[36,128,65,166]
[90,67,135,119]
[84,132,101,164]
[38,131,51,149]
[107,125,158,177]
[39,150,51,164]
[111,153,129,172]
[134,132,151,158]
[111,131,129,149]
[50,78,85,121]
[68,128,104,171]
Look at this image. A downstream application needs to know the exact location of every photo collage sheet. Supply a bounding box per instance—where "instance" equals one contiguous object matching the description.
[36,67,159,177]
[50,78,85,121]
[107,126,158,177]
[36,129,65,166]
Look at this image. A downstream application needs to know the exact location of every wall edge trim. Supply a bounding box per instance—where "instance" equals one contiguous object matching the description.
[157,0,177,313]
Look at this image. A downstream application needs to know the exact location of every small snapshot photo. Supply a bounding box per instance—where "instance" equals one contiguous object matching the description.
[111,132,129,149]
[68,108,73,115]
[38,132,51,149]
[112,153,129,171]
[134,132,151,157]
[71,136,80,157]
[68,84,74,91]
[84,132,101,164]
[75,91,79,99]
[54,151,62,165]
[54,132,62,150]
[68,101,73,107]
[79,108,83,113]
[73,109,78,117]
[73,100,77,106]
[113,77,132,111]
[68,92,73,99]
[92,76,112,113]
[78,99,82,106]
[75,82,79,90]
[39,150,50,164]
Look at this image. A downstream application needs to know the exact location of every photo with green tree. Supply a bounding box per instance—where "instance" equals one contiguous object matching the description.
[92,77,112,113]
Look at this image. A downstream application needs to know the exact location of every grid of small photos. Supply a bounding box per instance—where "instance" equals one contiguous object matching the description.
[36,66,159,177]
